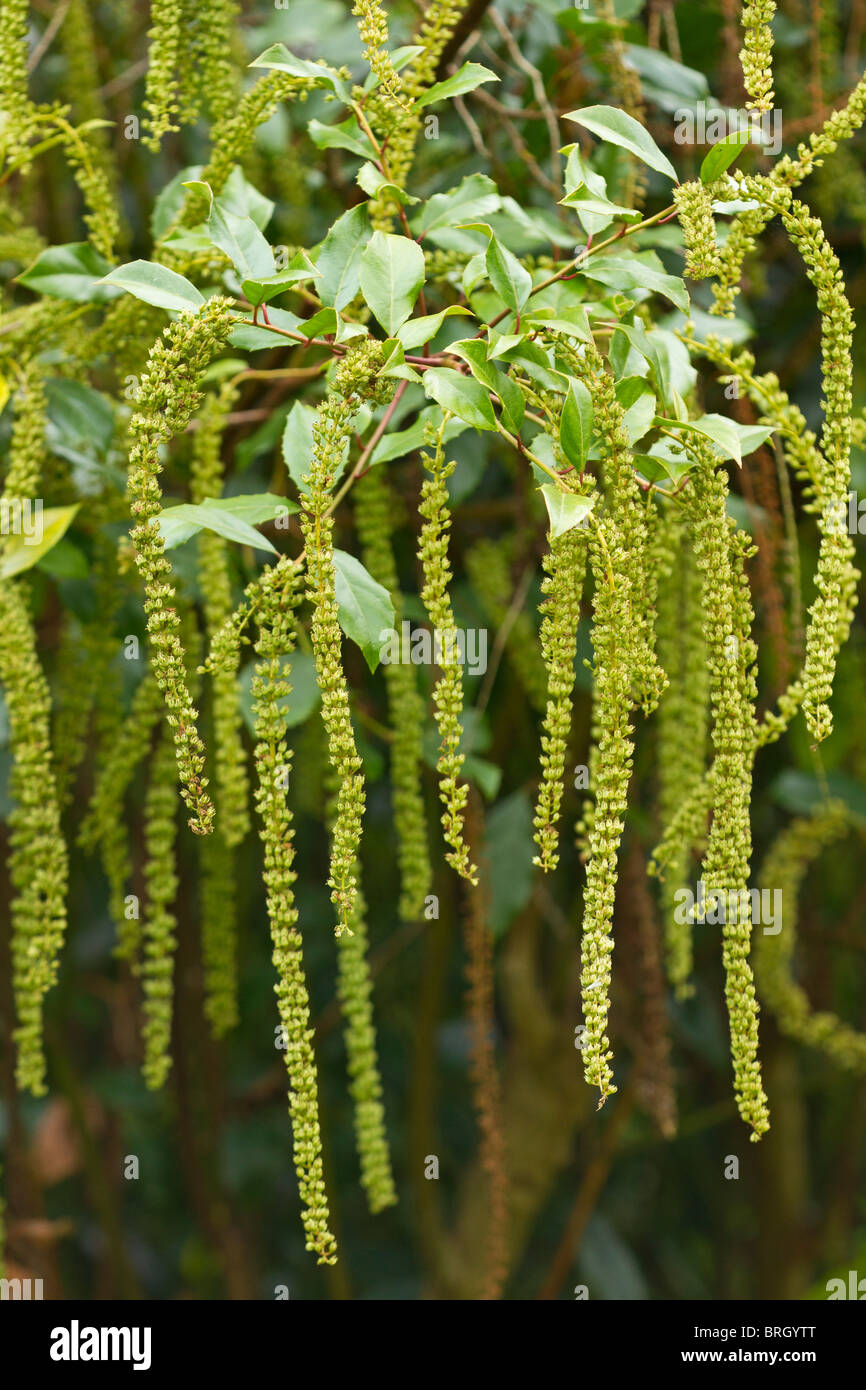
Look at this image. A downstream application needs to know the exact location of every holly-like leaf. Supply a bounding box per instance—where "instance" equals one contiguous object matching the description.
[359,231,426,335]
[332,549,395,671]
[0,504,81,579]
[395,305,473,350]
[16,243,119,302]
[539,486,595,539]
[560,378,594,470]
[357,162,419,206]
[660,413,773,465]
[446,339,524,433]
[411,173,500,237]
[423,367,497,431]
[208,201,274,281]
[97,260,204,312]
[249,44,350,103]
[415,62,498,107]
[564,105,679,182]
[582,254,690,313]
[700,130,752,184]
[241,251,320,307]
[157,498,285,552]
[308,116,377,160]
[315,206,372,311]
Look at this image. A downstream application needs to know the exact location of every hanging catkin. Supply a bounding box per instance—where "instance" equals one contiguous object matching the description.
[755,804,866,1072]
[127,298,234,834]
[579,511,634,1106]
[190,382,249,849]
[683,445,769,1140]
[299,349,385,935]
[354,469,431,921]
[252,556,337,1265]
[418,417,477,884]
[0,363,68,1096]
[0,0,35,168]
[653,513,709,996]
[140,727,180,1090]
[533,525,589,873]
[335,872,398,1213]
[80,673,163,961]
[739,0,777,112]
[0,581,69,1097]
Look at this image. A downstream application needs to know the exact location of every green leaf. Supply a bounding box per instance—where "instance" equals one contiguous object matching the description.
[249,44,350,103]
[423,367,497,432]
[151,164,203,239]
[395,305,473,350]
[700,129,751,184]
[661,413,773,465]
[482,227,532,314]
[539,486,595,539]
[239,649,321,735]
[208,201,274,281]
[98,260,204,312]
[564,104,679,182]
[560,184,642,223]
[560,378,594,470]
[315,206,372,311]
[282,401,350,494]
[240,251,320,307]
[525,306,592,342]
[378,338,422,383]
[582,254,690,313]
[357,162,419,206]
[412,173,500,237]
[157,499,282,552]
[45,378,115,456]
[229,306,302,350]
[332,549,395,672]
[445,339,524,433]
[615,376,656,444]
[0,504,80,579]
[307,115,377,160]
[485,791,535,939]
[16,243,119,302]
[36,536,89,580]
[415,62,498,108]
[216,167,274,231]
[359,231,426,335]
[369,406,469,466]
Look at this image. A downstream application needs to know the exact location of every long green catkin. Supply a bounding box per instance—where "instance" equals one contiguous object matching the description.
[140,728,180,1090]
[191,383,249,848]
[418,418,477,884]
[299,343,389,935]
[335,872,398,1213]
[653,513,709,996]
[533,525,588,873]
[0,362,68,1097]
[0,581,69,1097]
[683,447,769,1141]
[127,298,234,834]
[354,469,431,921]
[252,557,337,1265]
[579,511,635,1106]
[79,673,164,961]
